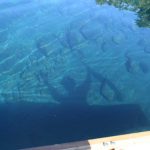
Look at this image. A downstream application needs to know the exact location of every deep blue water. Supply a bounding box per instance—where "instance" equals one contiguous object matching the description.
[0,0,150,149]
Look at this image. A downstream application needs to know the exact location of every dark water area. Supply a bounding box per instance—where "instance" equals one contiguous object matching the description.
[0,0,150,149]
[0,102,148,150]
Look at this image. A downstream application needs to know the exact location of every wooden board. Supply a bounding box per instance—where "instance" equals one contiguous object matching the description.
[23,131,150,150]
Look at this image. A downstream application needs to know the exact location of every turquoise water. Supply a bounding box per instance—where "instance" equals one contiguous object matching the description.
[0,0,150,149]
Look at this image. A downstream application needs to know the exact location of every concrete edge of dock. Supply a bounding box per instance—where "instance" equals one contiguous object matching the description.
[22,131,150,150]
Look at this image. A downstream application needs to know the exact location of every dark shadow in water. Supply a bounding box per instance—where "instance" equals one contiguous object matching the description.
[39,67,91,107]
[39,65,122,105]
[0,102,149,150]
[88,66,123,102]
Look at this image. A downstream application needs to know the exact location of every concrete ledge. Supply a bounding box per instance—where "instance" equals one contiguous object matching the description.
[23,131,150,150]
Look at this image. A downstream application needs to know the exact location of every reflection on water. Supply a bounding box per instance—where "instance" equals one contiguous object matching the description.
[96,0,150,27]
[0,0,150,149]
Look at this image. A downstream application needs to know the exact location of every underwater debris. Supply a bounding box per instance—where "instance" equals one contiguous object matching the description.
[53,29,74,50]
[87,66,122,102]
[53,26,84,61]
[124,52,149,75]
[64,25,81,51]
[78,20,101,42]
[52,33,69,49]
[100,78,122,102]
[100,79,115,102]
[39,68,91,106]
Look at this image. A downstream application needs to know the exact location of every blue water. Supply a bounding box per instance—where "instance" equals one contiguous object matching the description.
[0,0,150,149]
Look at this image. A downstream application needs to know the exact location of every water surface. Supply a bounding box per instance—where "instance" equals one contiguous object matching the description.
[0,0,150,149]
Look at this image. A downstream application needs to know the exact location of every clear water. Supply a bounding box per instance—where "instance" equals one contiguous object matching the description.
[0,0,150,149]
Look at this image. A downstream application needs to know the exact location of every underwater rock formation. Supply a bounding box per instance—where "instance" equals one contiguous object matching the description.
[100,78,122,102]
[87,66,122,102]
[79,22,101,42]
[65,26,79,50]
[39,68,91,106]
